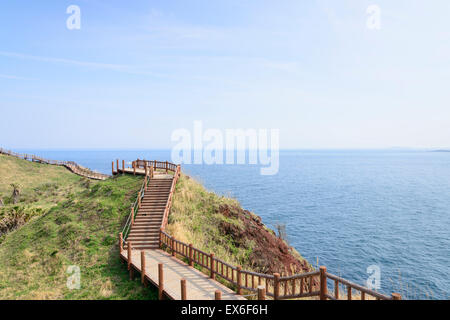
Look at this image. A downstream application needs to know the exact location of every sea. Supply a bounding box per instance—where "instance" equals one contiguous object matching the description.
[14,149,450,299]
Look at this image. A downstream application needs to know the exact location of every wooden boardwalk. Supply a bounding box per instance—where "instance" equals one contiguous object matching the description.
[121,249,246,300]
[0,147,109,180]
[118,159,401,301]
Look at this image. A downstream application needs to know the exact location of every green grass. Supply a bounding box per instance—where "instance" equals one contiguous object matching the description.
[0,155,157,299]
[0,154,84,210]
[168,175,248,266]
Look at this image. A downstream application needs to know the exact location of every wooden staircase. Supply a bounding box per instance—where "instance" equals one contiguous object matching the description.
[124,177,173,250]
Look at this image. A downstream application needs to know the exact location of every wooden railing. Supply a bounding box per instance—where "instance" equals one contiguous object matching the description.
[133,160,178,174]
[0,147,109,180]
[121,173,151,242]
[159,229,401,300]
[161,164,181,229]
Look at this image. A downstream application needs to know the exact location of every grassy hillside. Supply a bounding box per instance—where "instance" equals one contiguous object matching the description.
[168,174,314,276]
[0,155,156,299]
[0,154,83,209]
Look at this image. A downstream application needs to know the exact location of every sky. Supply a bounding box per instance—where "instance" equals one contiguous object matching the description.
[1,0,450,149]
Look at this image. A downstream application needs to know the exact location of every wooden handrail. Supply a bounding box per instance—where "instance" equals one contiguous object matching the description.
[325,272,395,300]
[159,227,400,300]
[160,164,181,230]
[121,173,151,243]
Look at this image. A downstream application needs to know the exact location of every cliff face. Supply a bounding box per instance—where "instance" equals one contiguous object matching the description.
[217,203,312,275]
[168,175,314,277]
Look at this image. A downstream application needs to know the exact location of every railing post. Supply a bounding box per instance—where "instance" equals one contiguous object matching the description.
[320,266,327,300]
[112,161,114,175]
[181,279,187,300]
[274,273,280,300]
[159,228,162,248]
[165,161,168,173]
[172,237,176,256]
[392,293,402,300]
[141,251,147,286]
[133,161,136,175]
[116,159,119,173]
[236,266,242,295]
[127,241,132,270]
[138,192,141,209]
[158,263,164,300]
[129,264,134,280]
[119,232,123,253]
[257,286,266,300]
[189,244,193,267]
[210,253,215,280]
[122,160,125,172]
[215,290,222,300]
[131,207,134,226]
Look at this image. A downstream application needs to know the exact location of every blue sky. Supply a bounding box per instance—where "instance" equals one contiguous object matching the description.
[1,0,449,149]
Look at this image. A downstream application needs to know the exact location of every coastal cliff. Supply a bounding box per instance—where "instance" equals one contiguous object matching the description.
[168,175,314,276]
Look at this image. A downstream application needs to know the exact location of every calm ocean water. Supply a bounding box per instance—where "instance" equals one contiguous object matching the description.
[16,149,450,299]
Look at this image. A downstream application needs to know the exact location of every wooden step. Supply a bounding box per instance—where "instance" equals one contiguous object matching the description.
[133,222,162,226]
[123,245,159,249]
[135,217,164,220]
[124,241,159,247]
[143,195,169,198]
[137,211,165,214]
[142,196,168,199]
[127,236,159,241]
[131,225,162,230]
[128,235,159,240]
[140,205,167,209]
[128,232,159,237]
[140,203,167,205]
[141,202,167,205]
[134,218,163,223]
[135,215,163,219]
[128,233,159,238]
[124,245,159,250]
[132,221,162,226]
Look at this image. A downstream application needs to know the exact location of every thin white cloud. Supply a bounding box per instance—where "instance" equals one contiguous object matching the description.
[0,51,130,70]
[0,73,37,81]
[0,51,169,78]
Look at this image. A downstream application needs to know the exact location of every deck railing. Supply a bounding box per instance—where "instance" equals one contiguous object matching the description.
[121,173,151,242]
[0,147,109,180]
[134,160,178,174]
[161,164,181,229]
[159,228,400,300]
